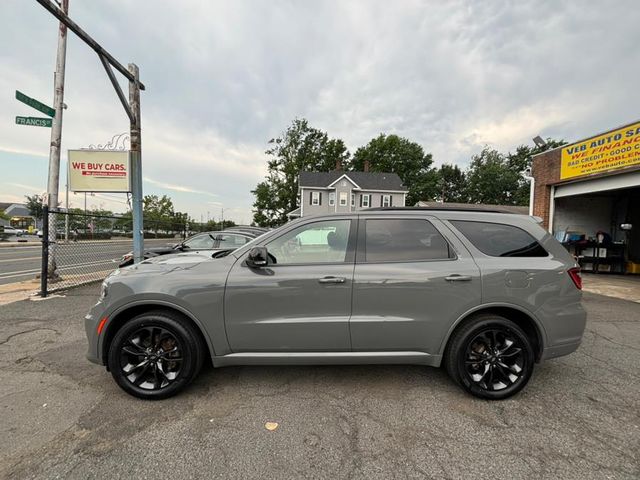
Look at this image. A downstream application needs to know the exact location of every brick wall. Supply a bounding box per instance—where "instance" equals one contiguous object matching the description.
[531,149,561,230]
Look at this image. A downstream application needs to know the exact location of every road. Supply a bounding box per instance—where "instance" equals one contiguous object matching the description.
[0,286,638,479]
[0,238,176,286]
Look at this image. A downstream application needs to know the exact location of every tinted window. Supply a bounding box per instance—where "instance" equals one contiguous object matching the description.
[364,219,451,262]
[218,234,250,248]
[183,233,215,249]
[268,220,351,264]
[450,220,547,257]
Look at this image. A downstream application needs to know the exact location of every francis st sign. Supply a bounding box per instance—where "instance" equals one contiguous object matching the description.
[15,116,52,128]
[15,90,56,118]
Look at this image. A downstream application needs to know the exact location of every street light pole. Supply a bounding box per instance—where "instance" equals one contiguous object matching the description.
[46,0,69,278]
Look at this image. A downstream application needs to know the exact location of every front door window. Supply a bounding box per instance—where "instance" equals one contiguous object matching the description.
[267,219,351,264]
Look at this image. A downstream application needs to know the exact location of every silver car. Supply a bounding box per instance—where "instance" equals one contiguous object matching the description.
[85,209,586,400]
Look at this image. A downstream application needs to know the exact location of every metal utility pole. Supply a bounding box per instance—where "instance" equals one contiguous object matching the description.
[35,0,145,263]
[64,170,69,241]
[46,0,69,278]
[128,63,144,263]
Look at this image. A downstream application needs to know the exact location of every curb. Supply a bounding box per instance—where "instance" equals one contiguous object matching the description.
[0,242,42,248]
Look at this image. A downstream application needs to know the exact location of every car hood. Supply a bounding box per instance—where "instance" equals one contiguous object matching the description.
[114,251,216,276]
[146,245,178,254]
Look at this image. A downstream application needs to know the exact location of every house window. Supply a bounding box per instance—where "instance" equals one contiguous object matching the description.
[329,192,335,206]
[351,193,355,207]
[382,195,391,207]
[311,191,320,206]
[339,192,348,206]
[361,194,370,208]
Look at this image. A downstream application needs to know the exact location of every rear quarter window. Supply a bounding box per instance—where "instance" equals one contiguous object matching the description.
[450,220,548,257]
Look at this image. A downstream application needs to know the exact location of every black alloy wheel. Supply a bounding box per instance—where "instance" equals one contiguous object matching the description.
[445,314,535,400]
[107,311,204,399]
[119,326,183,390]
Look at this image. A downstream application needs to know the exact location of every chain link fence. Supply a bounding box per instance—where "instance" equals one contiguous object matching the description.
[40,208,191,295]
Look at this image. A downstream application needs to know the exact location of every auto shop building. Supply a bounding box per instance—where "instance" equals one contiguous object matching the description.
[531,120,640,274]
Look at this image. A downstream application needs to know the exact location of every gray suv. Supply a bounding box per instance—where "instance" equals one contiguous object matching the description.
[85,208,586,400]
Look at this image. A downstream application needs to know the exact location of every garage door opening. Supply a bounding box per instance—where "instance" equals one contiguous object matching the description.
[553,186,640,274]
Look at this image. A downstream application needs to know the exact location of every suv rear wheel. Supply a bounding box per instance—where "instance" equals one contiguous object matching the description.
[445,314,534,400]
[107,311,205,399]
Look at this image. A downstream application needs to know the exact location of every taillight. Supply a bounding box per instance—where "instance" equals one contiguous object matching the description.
[568,267,582,290]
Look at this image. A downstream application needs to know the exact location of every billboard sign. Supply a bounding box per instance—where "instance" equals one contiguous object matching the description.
[68,150,130,192]
[560,121,640,180]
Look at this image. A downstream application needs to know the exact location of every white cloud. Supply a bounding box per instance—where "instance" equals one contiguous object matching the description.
[143,177,218,197]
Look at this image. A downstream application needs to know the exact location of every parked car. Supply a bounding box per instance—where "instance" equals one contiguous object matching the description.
[118,228,266,267]
[2,225,23,237]
[86,208,586,400]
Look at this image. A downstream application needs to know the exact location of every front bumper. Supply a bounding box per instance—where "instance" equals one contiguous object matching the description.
[84,300,108,365]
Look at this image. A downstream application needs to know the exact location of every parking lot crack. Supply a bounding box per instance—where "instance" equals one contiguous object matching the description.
[0,327,59,345]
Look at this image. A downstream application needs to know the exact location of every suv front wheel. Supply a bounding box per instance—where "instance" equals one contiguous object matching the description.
[445,314,535,400]
[107,311,205,399]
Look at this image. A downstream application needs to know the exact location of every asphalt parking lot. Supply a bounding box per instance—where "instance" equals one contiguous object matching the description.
[0,285,638,479]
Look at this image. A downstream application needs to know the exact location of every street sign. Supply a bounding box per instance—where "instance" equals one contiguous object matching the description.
[15,116,52,128]
[15,90,55,117]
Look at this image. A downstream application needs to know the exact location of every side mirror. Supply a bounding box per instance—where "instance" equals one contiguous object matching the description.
[246,246,269,268]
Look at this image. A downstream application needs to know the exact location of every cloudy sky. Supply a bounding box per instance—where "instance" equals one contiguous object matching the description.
[1,0,638,222]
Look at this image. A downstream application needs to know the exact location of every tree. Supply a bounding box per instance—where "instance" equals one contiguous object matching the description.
[25,194,44,220]
[507,138,566,206]
[89,208,114,232]
[0,210,9,221]
[351,134,437,205]
[114,211,133,233]
[465,148,522,205]
[143,194,175,233]
[252,118,350,227]
[434,164,467,203]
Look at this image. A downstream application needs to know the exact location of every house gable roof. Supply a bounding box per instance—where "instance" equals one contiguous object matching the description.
[299,171,407,191]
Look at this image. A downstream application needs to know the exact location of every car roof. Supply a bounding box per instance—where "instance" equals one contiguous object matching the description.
[224,227,267,234]
[219,229,260,237]
[288,208,537,229]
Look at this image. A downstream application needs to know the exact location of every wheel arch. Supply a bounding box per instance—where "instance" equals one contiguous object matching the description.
[440,304,547,362]
[100,301,215,367]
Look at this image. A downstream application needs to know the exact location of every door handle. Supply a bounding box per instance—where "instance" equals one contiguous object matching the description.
[318,276,346,284]
[445,274,472,282]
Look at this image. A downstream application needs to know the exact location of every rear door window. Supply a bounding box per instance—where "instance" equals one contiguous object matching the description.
[364,219,452,262]
[450,220,547,257]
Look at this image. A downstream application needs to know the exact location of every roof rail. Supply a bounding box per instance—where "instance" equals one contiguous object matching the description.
[367,206,518,214]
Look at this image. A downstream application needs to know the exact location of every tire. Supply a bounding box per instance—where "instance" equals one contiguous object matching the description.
[444,313,535,400]
[107,310,205,400]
